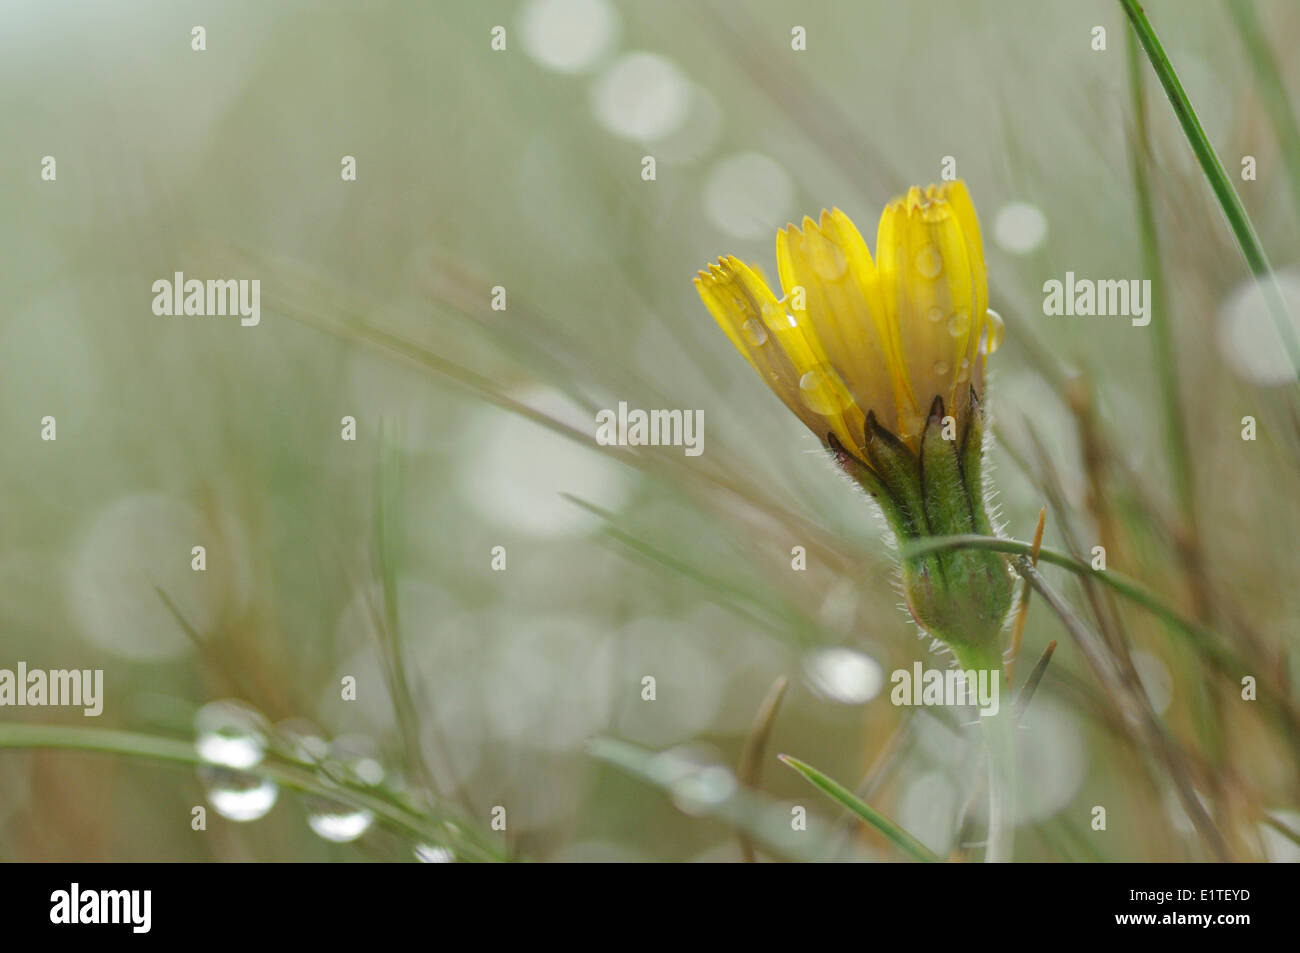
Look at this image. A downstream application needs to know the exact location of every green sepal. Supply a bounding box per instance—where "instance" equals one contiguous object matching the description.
[959,389,1015,642]
[904,392,1014,654]
[961,388,997,537]
[863,411,928,542]
[920,396,974,541]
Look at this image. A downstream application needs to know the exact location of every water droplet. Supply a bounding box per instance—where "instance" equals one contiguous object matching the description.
[306,806,375,843]
[956,359,971,383]
[415,844,456,863]
[670,765,737,815]
[195,700,268,769]
[947,310,970,337]
[275,718,329,763]
[933,360,950,376]
[645,747,737,816]
[983,309,1006,354]
[304,735,382,843]
[761,298,797,328]
[742,318,767,346]
[199,766,278,822]
[915,245,943,279]
[926,306,944,324]
[804,230,848,280]
[798,365,851,415]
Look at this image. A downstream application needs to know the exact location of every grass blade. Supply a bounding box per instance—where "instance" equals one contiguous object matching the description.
[1119,0,1300,383]
[776,754,938,862]
[0,724,505,861]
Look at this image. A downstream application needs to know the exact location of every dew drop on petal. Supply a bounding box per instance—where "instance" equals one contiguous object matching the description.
[798,365,851,415]
[741,318,767,346]
[762,298,797,328]
[956,359,971,383]
[926,306,944,324]
[933,360,950,376]
[983,309,1006,354]
[915,245,943,279]
[805,230,848,280]
[947,310,970,338]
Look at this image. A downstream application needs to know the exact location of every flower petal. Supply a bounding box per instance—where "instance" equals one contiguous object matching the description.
[875,193,979,447]
[694,256,854,447]
[775,211,900,437]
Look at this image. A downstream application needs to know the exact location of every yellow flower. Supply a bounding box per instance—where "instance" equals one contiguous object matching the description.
[695,181,1014,658]
[694,181,1003,458]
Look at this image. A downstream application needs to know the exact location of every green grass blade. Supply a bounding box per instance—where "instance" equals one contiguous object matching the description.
[1126,28,1198,551]
[776,754,939,862]
[1119,0,1300,384]
[0,724,505,861]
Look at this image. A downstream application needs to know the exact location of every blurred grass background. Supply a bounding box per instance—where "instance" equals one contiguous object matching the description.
[2,0,1299,861]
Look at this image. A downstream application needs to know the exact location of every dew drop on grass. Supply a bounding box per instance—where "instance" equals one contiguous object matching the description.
[415,844,456,863]
[275,718,329,763]
[669,764,737,815]
[195,700,268,770]
[307,807,375,843]
[199,767,278,822]
[304,735,383,844]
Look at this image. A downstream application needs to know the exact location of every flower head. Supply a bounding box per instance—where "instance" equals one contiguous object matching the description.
[694,181,1003,457]
[694,181,1012,657]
